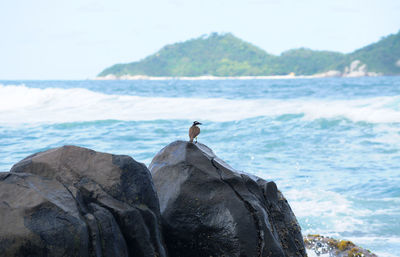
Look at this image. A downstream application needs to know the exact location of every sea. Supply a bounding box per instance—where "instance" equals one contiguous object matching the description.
[0,77,399,256]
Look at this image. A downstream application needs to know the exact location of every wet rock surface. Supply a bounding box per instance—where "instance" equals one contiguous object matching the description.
[1,143,309,257]
[0,145,166,257]
[304,234,377,257]
[150,140,306,257]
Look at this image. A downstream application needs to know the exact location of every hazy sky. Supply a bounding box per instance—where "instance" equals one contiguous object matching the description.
[0,0,399,79]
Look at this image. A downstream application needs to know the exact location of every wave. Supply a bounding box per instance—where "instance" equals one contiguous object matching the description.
[1,84,400,124]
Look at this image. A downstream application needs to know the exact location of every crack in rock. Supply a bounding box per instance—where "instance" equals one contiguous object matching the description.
[211,157,263,257]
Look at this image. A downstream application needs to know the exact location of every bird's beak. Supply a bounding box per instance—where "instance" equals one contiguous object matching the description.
[198,122,202,125]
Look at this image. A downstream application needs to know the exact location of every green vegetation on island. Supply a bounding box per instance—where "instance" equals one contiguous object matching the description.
[347,31,400,74]
[98,31,400,77]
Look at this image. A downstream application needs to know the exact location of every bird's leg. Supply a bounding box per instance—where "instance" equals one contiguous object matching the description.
[195,137,198,143]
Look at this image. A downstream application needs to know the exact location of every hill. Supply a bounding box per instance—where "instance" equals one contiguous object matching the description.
[348,32,400,75]
[277,48,345,75]
[99,33,277,77]
[98,31,400,78]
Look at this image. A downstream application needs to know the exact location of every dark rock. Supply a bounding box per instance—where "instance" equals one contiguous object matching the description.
[86,203,128,257]
[1,145,166,257]
[149,141,306,257]
[0,172,88,257]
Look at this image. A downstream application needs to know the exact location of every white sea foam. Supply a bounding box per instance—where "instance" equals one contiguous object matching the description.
[1,84,400,124]
[346,237,400,257]
[286,188,400,256]
[285,188,371,234]
[374,252,399,257]
[306,250,330,257]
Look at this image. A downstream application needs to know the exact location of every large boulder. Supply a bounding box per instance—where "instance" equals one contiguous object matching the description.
[0,145,166,257]
[0,172,90,257]
[149,141,306,257]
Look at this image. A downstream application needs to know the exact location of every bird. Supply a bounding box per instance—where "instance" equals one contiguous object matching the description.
[189,121,202,143]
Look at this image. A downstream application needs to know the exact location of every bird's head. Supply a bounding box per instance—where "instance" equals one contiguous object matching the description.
[193,121,202,126]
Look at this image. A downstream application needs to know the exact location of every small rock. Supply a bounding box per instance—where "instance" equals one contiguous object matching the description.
[304,234,377,257]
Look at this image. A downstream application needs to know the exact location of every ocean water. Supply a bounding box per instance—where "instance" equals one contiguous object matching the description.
[0,77,399,256]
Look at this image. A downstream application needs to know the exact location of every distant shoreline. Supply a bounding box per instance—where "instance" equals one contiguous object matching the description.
[94,74,306,80]
[94,72,382,81]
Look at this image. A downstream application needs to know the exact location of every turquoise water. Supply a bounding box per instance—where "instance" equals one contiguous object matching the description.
[1,78,399,256]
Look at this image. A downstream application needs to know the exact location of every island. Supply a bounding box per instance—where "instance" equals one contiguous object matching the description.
[97,31,400,79]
